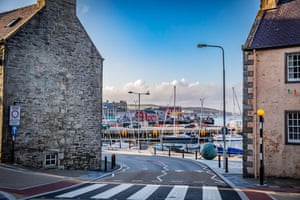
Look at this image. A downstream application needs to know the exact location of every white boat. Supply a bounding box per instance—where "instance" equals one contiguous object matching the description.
[213,134,243,141]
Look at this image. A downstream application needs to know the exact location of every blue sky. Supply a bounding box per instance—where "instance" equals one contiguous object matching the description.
[0,0,259,112]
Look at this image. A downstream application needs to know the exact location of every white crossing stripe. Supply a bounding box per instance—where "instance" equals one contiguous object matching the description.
[165,185,189,200]
[202,186,222,200]
[91,183,133,199]
[127,184,160,200]
[56,184,107,198]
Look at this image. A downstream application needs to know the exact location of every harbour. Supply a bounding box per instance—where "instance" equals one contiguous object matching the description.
[101,126,243,156]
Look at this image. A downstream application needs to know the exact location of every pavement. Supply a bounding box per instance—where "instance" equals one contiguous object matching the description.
[0,149,299,200]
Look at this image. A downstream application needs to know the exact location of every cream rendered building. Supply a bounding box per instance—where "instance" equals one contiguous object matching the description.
[243,0,300,178]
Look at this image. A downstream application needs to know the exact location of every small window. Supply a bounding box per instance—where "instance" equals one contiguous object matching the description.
[285,111,300,144]
[44,154,57,167]
[286,52,300,82]
[5,17,22,27]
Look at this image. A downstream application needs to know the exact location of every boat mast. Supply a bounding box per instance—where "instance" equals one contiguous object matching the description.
[232,87,242,117]
[173,85,176,135]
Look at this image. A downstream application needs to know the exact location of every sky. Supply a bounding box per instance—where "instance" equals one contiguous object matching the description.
[0,0,260,113]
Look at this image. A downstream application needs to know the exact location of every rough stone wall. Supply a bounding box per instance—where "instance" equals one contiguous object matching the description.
[243,47,300,178]
[2,0,103,169]
[0,45,4,160]
[242,51,256,178]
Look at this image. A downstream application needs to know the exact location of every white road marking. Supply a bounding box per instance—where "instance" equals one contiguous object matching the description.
[56,184,106,198]
[127,184,160,200]
[91,183,133,199]
[202,186,222,200]
[165,185,188,200]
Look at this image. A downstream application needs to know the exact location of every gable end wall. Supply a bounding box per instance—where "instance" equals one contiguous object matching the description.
[1,2,103,169]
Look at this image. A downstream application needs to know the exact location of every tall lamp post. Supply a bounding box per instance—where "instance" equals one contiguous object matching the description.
[197,44,228,172]
[128,90,150,150]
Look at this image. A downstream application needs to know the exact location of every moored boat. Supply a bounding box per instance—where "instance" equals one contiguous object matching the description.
[217,146,243,155]
[213,134,243,141]
[162,133,198,144]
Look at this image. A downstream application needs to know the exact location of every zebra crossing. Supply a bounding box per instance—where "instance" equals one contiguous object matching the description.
[44,182,241,200]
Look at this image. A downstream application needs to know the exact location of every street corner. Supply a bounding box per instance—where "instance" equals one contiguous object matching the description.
[0,180,78,200]
[239,182,300,200]
[241,188,274,200]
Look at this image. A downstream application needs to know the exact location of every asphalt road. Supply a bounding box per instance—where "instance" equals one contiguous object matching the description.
[34,153,242,200]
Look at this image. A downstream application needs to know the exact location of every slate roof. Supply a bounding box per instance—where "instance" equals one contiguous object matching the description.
[0,4,41,41]
[244,0,300,50]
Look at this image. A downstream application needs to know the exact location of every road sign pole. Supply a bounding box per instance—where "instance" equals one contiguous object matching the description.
[10,125,19,164]
[12,135,15,164]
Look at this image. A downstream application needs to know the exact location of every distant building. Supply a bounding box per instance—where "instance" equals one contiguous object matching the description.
[0,0,103,169]
[243,0,300,178]
[134,109,158,122]
[103,100,128,121]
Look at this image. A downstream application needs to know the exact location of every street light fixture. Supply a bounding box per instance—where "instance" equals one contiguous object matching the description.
[197,43,228,172]
[128,90,150,150]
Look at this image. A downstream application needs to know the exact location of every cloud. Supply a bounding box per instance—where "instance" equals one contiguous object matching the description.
[77,3,89,15]
[103,78,242,112]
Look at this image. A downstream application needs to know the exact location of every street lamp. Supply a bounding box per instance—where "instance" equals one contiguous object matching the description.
[128,90,150,150]
[197,43,228,172]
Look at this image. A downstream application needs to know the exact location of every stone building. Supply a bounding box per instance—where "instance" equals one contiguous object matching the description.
[0,0,103,169]
[243,0,300,178]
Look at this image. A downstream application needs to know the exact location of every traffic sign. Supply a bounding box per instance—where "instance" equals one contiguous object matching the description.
[9,106,20,126]
[11,126,18,135]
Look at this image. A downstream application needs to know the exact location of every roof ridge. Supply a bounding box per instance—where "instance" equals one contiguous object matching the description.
[0,4,44,41]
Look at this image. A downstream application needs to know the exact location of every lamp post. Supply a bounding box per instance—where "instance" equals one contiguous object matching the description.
[128,90,150,150]
[257,109,265,185]
[197,44,228,172]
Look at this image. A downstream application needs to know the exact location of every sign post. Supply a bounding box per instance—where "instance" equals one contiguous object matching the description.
[9,105,20,164]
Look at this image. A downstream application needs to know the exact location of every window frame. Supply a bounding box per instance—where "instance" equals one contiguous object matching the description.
[285,110,300,145]
[44,154,57,168]
[285,52,300,83]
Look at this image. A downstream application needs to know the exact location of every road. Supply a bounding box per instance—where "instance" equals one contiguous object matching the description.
[32,153,243,200]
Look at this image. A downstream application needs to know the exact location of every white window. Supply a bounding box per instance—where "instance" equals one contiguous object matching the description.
[44,154,57,167]
[286,111,300,144]
[286,53,300,82]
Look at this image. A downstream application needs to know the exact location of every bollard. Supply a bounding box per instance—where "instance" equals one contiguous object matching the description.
[168,149,171,157]
[104,156,107,172]
[195,151,198,160]
[182,151,184,158]
[218,154,221,168]
[225,156,228,172]
[257,109,265,185]
[114,154,116,167]
[111,154,116,169]
[154,147,156,155]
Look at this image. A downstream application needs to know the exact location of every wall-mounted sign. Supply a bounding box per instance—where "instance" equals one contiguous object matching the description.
[9,105,20,126]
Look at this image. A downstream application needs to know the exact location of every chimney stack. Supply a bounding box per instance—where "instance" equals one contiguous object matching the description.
[37,0,45,9]
[260,0,278,10]
[36,0,76,15]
